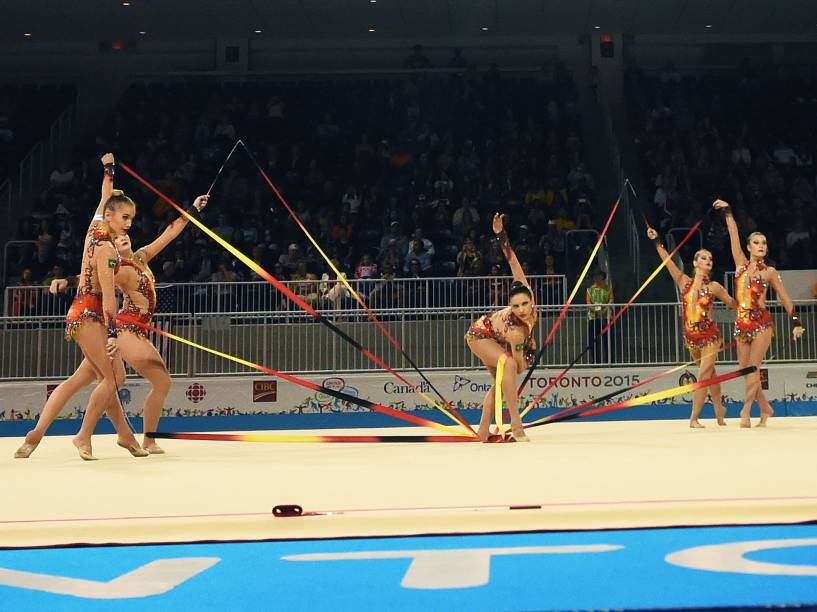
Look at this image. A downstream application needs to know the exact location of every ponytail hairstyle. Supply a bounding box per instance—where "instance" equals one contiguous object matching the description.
[104,189,136,212]
[509,280,532,299]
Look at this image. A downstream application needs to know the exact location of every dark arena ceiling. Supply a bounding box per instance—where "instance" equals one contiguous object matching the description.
[2,0,816,43]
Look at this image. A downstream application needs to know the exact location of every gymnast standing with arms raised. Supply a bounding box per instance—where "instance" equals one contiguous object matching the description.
[713,199,804,427]
[647,226,736,427]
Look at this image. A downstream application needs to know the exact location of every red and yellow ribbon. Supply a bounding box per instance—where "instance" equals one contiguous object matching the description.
[520,222,704,419]
[525,365,755,428]
[146,431,476,444]
[117,314,470,437]
[119,162,475,438]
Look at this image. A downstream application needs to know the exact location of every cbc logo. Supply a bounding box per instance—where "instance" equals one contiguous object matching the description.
[186,383,207,404]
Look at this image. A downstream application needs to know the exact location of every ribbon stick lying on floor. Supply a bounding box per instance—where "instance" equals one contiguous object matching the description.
[524,366,756,429]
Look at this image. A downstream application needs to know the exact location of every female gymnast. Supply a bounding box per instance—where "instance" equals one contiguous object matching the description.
[14,157,208,458]
[14,154,142,459]
[647,226,736,427]
[465,214,537,442]
[111,193,208,453]
[713,199,804,427]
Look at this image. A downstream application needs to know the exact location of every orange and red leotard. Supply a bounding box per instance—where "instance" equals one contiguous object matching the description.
[64,223,115,340]
[465,308,537,367]
[115,253,157,338]
[734,260,773,342]
[681,277,721,354]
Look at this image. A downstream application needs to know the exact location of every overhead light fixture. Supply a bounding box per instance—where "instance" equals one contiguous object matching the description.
[368,27,376,32]
[24,32,32,37]
[594,25,601,30]
[138,31,146,35]
[254,29,262,33]
[369,0,377,3]
[481,26,489,31]
[705,24,712,28]
[122,1,130,5]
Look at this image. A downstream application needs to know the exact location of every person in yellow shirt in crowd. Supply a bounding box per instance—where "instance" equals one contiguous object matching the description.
[586,270,613,364]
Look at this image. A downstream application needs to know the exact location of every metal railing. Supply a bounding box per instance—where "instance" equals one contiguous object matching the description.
[2,300,815,380]
[16,103,78,208]
[3,274,569,317]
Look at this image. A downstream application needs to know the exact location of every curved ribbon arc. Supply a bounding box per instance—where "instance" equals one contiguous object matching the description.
[117,313,471,437]
[518,192,623,394]
[525,365,756,428]
[237,141,471,434]
[118,162,474,437]
[528,340,738,427]
[519,221,704,419]
[207,140,242,196]
[146,431,476,444]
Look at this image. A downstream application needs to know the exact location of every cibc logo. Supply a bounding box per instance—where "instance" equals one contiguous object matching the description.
[253,380,278,402]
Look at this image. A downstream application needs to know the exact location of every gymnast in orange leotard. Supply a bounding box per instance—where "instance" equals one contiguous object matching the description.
[713,199,804,427]
[647,227,736,427]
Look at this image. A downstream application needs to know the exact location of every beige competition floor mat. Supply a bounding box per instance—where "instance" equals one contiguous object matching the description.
[3,416,817,548]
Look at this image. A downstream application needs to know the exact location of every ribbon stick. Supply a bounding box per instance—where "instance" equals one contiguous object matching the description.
[520,221,704,419]
[118,162,475,437]
[530,340,738,427]
[117,314,470,437]
[525,366,755,429]
[518,192,622,393]
[146,432,476,444]
[238,141,471,434]
[494,354,507,437]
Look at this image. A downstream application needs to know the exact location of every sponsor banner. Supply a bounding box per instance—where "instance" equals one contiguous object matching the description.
[2,364,817,423]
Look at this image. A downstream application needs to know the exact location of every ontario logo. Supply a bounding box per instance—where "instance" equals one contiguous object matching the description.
[453,375,472,392]
[253,380,278,402]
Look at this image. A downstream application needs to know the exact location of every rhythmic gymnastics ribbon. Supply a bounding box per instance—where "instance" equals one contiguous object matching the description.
[524,365,755,428]
[528,340,737,426]
[116,313,470,437]
[118,162,475,437]
[518,184,625,392]
[235,140,471,434]
[519,221,703,419]
[494,353,507,438]
[145,431,475,444]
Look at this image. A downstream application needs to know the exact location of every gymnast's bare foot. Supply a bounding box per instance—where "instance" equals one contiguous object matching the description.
[72,436,96,461]
[715,405,727,426]
[512,427,530,442]
[689,420,705,429]
[739,409,751,428]
[142,440,165,454]
[477,426,491,442]
[757,407,773,428]
[14,430,43,458]
[116,436,149,457]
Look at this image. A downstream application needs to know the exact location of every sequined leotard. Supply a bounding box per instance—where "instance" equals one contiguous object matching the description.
[465,307,537,367]
[734,260,773,342]
[115,251,157,338]
[681,277,721,354]
[64,222,115,340]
